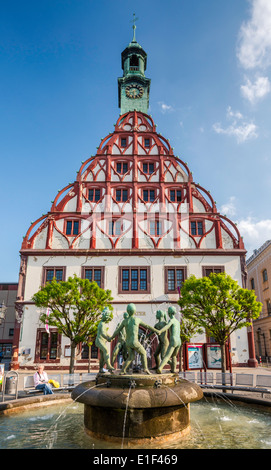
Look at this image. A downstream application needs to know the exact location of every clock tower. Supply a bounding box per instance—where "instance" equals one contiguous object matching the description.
[118,22,151,115]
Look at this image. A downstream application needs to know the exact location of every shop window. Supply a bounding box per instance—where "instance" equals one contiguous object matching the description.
[81,343,99,359]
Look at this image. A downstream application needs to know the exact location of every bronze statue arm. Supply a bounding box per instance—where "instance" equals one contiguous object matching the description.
[110,320,125,341]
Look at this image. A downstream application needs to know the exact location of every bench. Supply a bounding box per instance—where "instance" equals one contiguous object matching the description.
[23,374,70,395]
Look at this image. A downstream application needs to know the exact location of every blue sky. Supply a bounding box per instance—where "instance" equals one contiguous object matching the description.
[1,0,271,281]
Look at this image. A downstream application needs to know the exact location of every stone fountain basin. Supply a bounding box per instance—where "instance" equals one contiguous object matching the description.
[71,373,203,409]
[71,373,203,444]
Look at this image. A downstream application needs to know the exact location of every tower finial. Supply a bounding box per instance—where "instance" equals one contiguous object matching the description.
[131,13,138,42]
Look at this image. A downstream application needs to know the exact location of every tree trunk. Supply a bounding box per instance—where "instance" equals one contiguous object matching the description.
[88,345,91,373]
[69,343,76,374]
[220,342,227,392]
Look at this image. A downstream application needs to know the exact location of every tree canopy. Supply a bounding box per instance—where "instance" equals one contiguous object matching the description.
[32,275,113,372]
[178,272,261,373]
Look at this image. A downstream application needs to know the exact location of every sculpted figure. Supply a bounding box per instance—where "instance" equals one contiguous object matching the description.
[147,310,169,369]
[110,303,159,375]
[156,306,181,374]
[95,307,114,374]
[111,312,128,367]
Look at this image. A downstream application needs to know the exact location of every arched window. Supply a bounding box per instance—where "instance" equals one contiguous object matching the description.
[130,55,139,70]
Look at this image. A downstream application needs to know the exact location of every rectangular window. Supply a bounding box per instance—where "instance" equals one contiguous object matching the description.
[149,220,162,236]
[65,220,79,236]
[170,189,182,202]
[202,266,224,277]
[109,220,122,236]
[116,189,128,202]
[250,278,255,290]
[266,299,271,316]
[116,162,128,174]
[121,138,127,147]
[82,266,104,289]
[43,267,65,285]
[88,188,101,202]
[190,220,204,236]
[263,269,268,282]
[143,189,156,202]
[143,162,154,174]
[119,267,150,293]
[81,343,98,360]
[144,138,150,148]
[165,267,187,293]
[36,329,61,363]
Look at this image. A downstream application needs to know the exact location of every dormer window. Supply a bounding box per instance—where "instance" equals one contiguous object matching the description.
[143,162,154,174]
[116,162,128,174]
[170,189,182,202]
[88,188,101,202]
[115,189,129,202]
[190,220,204,236]
[149,220,162,236]
[143,189,156,202]
[109,220,122,236]
[65,220,79,236]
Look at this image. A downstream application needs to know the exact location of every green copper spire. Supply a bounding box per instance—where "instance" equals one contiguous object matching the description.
[131,13,138,43]
[118,16,151,115]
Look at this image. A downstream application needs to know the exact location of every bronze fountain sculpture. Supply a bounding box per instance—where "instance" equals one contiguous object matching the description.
[72,303,203,446]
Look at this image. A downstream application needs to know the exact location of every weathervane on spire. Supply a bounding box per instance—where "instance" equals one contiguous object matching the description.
[131,12,138,42]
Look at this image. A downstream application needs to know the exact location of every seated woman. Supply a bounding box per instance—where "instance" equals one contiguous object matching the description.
[34,364,53,395]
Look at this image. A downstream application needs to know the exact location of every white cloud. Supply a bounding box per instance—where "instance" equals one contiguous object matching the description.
[237,0,271,70]
[219,196,271,258]
[240,75,271,103]
[158,102,173,113]
[237,217,271,257]
[226,107,243,120]
[220,196,237,217]
[213,106,258,143]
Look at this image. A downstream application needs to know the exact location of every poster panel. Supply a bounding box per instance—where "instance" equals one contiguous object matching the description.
[187,344,204,369]
[206,344,222,369]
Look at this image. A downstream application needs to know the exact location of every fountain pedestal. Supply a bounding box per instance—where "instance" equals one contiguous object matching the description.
[71,372,203,446]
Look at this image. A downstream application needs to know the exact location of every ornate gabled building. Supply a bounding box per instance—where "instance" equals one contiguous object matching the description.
[11,28,256,371]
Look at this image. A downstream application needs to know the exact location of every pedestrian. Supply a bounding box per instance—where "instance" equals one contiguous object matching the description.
[34,364,53,395]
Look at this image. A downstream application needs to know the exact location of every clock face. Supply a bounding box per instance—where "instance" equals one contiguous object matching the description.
[125,84,144,99]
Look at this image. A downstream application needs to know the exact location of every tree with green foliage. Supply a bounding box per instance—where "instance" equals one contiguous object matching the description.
[178,272,261,375]
[32,275,113,373]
